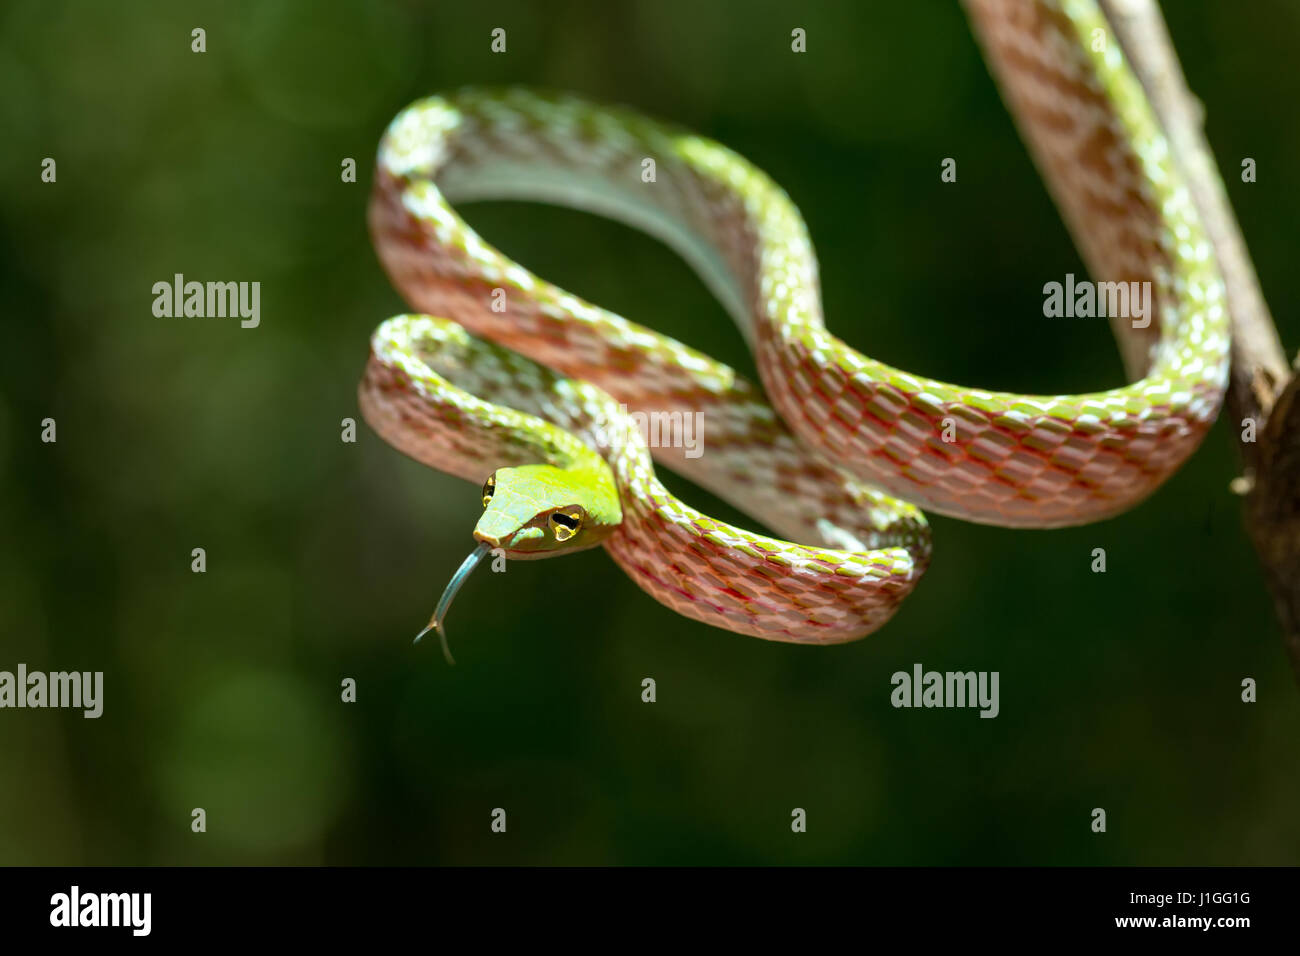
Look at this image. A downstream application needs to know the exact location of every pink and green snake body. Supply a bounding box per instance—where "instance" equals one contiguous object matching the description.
[358,0,1230,653]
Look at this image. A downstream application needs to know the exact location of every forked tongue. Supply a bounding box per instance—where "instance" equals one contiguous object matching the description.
[415,541,492,666]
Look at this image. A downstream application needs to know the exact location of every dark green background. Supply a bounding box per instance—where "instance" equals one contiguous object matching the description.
[1,0,1296,864]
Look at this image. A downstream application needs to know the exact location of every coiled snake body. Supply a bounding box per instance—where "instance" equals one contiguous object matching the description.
[359,0,1230,653]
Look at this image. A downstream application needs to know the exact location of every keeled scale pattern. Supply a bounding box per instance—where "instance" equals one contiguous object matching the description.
[755,0,1229,526]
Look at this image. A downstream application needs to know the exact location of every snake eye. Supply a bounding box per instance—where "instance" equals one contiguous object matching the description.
[481,474,495,509]
[549,510,581,542]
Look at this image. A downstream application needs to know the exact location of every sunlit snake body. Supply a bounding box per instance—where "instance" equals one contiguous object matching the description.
[359,0,1230,645]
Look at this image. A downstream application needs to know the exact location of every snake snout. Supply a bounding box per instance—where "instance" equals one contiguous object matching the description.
[472,529,502,549]
[473,525,544,552]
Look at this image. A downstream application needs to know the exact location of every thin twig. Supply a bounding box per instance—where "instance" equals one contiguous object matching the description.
[1101,0,1300,684]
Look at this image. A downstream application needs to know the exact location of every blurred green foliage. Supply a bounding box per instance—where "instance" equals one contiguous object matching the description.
[0,0,1297,864]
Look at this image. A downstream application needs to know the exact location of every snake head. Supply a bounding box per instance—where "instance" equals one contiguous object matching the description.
[473,463,620,559]
[418,460,624,663]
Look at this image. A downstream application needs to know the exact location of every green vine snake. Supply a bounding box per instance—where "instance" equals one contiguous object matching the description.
[357,0,1230,661]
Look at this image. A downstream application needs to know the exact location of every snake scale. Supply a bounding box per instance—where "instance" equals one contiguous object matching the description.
[357,0,1230,654]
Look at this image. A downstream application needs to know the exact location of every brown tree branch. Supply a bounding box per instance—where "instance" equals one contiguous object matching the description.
[1101,0,1300,684]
